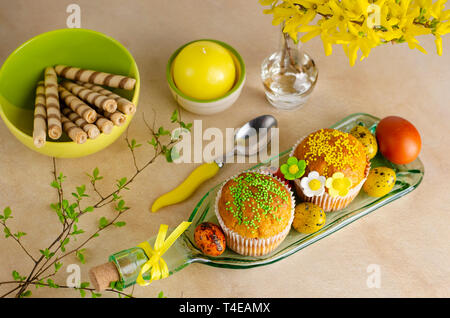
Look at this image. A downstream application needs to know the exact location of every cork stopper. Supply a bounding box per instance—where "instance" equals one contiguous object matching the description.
[89,262,120,291]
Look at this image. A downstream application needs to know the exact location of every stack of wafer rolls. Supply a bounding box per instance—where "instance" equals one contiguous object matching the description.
[104,110,127,127]
[58,86,98,124]
[76,82,136,115]
[95,114,114,134]
[61,81,117,113]
[55,65,136,90]
[32,81,47,148]
[30,64,136,148]
[61,114,87,144]
[62,107,100,140]
[45,67,63,140]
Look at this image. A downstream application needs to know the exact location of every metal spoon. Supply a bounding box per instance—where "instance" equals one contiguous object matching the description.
[216,114,278,166]
[151,115,278,212]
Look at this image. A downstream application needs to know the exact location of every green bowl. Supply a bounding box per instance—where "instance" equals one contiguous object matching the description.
[0,28,140,158]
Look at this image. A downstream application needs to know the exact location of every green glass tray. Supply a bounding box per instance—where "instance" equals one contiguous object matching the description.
[161,113,424,275]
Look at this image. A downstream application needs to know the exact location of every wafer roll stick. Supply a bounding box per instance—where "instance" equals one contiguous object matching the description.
[45,67,62,140]
[104,110,126,127]
[62,107,100,140]
[77,82,136,115]
[33,81,47,148]
[61,81,117,113]
[95,115,114,134]
[61,114,87,144]
[58,86,97,124]
[55,65,136,90]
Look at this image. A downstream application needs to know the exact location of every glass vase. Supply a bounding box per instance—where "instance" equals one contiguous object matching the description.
[261,27,318,110]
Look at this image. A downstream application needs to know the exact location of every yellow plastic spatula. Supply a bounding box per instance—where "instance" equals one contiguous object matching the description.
[151,115,278,212]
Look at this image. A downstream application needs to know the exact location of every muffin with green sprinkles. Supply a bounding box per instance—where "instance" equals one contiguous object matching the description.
[215,171,295,256]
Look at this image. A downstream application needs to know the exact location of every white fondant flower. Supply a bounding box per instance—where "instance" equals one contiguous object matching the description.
[300,171,326,197]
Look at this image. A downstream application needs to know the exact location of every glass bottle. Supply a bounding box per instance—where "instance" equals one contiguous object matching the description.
[109,247,149,288]
[107,234,192,288]
[261,25,318,110]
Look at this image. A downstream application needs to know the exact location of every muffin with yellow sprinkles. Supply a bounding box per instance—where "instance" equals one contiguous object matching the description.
[215,171,295,256]
[292,128,370,212]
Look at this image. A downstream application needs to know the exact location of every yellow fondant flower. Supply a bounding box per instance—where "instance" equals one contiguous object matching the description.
[325,172,352,197]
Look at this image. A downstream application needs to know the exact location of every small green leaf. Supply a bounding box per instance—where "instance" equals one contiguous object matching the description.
[70,224,85,236]
[76,249,86,264]
[12,270,24,281]
[3,207,12,220]
[116,177,129,190]
[80,281,90,289]
[50,180,60,189]
[39,248,55,260]
[87,167,103,182]
[77,282,90,298]
[99,217,108,229]
[83,206,94,213]
[129,139,142,150]
[170,109,179,123]
[165,147,174,162]
[35,279,45,289]
[182,122,192,131]
[115,200,129,213]
[91,291,102,298]
[114,221,126,227]
[76,185,88,198]
[14,232,26,239]
[4,227,11,238]
[54,262,63,273]
[47,278,59,288]
[20,290,32,298]
[58,172,66,182]
[62,200,69,210]
[61,237,70,252]
[148,138,158,149]
[50,203,65,224]
[71,192,80,200]
[110,281,124,291]
[157,126,170,137]
[158,291,167,298]
[65,203,77,220]
[93,167,99,178]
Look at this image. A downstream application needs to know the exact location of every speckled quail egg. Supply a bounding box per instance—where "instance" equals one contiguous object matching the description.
[363,167,397,197]
[292,202,326,234]
[350,125,378,159]
[194,222,226,256]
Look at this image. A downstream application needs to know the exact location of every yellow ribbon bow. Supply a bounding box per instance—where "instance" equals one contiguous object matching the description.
[136,221,191,286]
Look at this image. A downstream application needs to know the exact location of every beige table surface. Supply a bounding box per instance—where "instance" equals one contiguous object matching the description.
[0,0,449,298]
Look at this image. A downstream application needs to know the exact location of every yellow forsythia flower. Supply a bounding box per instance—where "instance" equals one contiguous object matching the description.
[260,0,449,65]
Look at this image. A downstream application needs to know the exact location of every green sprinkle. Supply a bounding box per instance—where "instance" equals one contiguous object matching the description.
[223,172,289,231]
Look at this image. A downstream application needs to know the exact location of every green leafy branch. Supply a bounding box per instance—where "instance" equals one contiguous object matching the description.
[0,109,189,298]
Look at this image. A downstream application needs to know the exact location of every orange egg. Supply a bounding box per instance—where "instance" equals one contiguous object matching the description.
[376,116,421,165]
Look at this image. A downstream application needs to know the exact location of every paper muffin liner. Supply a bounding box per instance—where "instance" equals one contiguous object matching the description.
[289,133,371,212]
[214,168,296,257]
